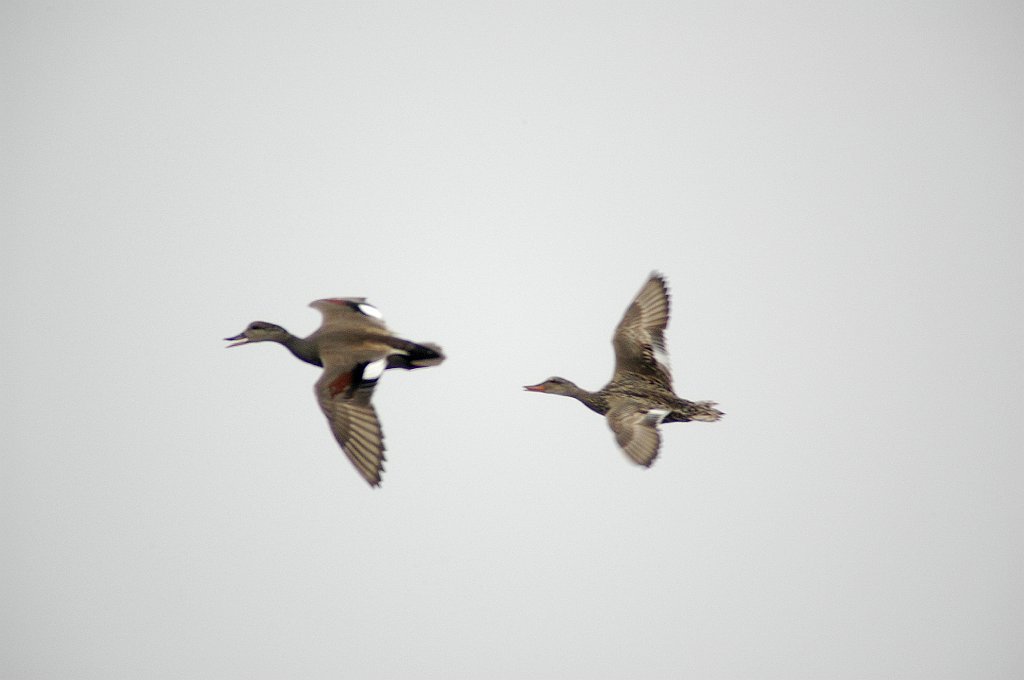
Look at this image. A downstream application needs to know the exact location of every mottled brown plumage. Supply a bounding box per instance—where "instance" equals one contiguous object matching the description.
[525,272,722,467]
[225,298,444,487]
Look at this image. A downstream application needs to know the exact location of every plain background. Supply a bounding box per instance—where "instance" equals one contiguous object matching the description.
[3,2,1022,678]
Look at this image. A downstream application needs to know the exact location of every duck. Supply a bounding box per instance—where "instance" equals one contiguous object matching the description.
[225,298,444,487]
[524,272,722,467]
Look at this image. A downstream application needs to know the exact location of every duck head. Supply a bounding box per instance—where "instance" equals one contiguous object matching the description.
[224,321,290,347]
[523,377,579,396]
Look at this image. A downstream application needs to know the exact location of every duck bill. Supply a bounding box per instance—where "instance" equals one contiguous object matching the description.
[523,383,547,392]
[224,333,250,348]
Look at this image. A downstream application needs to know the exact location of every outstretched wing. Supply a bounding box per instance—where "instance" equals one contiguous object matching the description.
[606,403,668,467]
[314,358,387,486]
[611,272,673,389]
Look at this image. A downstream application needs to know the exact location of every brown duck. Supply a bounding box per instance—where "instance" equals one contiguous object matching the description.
[225,298,444,487]
[525,272,722,467]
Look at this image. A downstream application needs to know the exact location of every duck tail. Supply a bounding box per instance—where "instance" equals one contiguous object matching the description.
[386,340,446,370]
[691,401,724,422]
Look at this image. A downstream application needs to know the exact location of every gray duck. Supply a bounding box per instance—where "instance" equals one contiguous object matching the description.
[524,272,722,467]
[225,298,444,487]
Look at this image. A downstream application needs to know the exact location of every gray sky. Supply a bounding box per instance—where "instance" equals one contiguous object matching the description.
[3,2,1022,678]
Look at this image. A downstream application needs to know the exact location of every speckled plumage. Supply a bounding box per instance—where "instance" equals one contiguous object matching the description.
[525,272,722,467]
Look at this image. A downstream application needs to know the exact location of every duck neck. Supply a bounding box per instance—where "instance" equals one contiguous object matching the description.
[280,334,322,367]
[568,385,609,416]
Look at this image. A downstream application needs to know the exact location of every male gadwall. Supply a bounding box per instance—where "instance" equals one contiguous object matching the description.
[524,272,722,467]
[225,298,444,487]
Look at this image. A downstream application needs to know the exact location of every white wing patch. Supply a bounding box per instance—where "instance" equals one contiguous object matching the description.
[652,343,671,374]
[362,358,386,381]
[357,303,384,319]
[644,409,669,426]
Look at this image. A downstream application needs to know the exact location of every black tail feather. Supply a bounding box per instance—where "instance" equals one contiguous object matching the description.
[385,341,445,370]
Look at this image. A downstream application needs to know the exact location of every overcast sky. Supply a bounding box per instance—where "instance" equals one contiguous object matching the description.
[3,2,1023,679]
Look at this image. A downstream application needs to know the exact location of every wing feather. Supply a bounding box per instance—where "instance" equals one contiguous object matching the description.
[606,403,668,467]
[611,272,673,389]
[315,361,386,486]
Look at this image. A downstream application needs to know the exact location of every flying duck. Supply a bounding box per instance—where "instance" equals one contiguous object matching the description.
[225,298,444,486]
[525,272,721,467]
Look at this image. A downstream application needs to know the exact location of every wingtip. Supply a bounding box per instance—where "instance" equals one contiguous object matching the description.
[647,270,667,285]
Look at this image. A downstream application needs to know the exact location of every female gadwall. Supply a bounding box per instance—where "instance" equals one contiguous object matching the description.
[524,272,722,467]
[225,298,444,487]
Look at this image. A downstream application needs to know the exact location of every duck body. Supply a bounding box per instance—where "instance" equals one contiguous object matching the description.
[225,297,444,486]
[600,379,722,424]
[525,273,722,467]
[225,315,444,372]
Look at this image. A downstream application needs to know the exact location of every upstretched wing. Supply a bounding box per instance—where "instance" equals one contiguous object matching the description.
[314,358,387,487]
[611,272,673,389]
[606,403,668,467]
[309,297,389,335]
